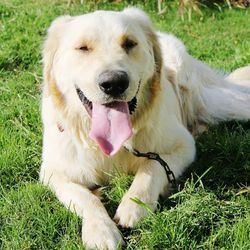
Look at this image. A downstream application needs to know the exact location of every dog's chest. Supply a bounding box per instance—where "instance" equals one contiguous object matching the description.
[64,144,140,186]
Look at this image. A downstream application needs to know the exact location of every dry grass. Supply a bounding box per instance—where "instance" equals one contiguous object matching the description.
[176,0,249,20]
[66,1,249,18]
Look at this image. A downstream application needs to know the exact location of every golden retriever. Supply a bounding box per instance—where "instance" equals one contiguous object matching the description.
[40,8,250,249]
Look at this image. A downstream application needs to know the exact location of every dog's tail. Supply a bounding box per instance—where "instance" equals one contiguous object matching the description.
[158,33,250,134]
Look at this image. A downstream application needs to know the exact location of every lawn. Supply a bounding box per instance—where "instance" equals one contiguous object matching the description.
[0,0,250,249]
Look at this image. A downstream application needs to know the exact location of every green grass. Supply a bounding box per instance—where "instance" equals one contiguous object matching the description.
[0,0,250,249]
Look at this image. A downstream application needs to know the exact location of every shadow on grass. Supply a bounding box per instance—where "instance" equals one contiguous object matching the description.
[176,121,250,201]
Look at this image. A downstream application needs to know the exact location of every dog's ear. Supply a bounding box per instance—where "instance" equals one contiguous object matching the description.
[123,8,162,75]
[42,16,72,97]
[123,7,153,30]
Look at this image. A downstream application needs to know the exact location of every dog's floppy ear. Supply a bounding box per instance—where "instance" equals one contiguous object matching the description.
[123,7,153,30]
[42,16,72,95]
[123,8,162,75]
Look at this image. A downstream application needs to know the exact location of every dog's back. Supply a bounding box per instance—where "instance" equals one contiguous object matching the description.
[159,32,250,134]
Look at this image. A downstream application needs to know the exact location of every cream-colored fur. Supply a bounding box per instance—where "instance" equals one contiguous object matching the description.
[40,8,250,250]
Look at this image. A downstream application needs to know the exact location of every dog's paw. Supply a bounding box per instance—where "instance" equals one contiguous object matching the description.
[114,193,150,228]
[82,217,123,250]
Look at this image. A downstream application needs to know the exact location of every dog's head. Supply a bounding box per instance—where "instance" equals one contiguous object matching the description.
[43,8,162,155]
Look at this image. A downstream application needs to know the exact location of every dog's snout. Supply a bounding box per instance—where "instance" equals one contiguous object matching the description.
[98,70,129,96]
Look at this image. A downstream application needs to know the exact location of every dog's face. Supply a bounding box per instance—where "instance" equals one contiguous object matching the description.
[43,8,162,155]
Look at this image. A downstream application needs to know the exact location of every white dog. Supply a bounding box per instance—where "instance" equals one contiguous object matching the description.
[40,7,250,249]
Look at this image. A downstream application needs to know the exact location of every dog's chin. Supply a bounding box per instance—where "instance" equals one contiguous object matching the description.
[75,87,137,116]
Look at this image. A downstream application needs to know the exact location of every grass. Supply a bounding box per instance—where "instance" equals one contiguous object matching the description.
[0,0,250,249]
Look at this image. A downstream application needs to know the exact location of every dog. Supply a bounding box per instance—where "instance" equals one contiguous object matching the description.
[40,7,250,249]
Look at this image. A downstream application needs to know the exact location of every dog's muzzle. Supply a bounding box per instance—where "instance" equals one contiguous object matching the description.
[76,87,137,116]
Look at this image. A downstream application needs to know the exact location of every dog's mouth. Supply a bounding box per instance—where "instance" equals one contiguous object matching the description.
[75,87,139,156]
[76,87,137,116]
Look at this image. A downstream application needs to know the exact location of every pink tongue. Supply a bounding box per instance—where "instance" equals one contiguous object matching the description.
[89,102,132,156]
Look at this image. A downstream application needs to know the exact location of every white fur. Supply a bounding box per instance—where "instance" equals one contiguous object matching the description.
[40,8,250,250]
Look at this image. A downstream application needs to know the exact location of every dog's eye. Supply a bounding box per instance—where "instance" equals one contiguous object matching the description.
[122,39,137,52]
[78,46,91,52]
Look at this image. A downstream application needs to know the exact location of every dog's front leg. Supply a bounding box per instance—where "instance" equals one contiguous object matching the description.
[114,159,167,228]
[114,132,195,228]
[41,170,123,250]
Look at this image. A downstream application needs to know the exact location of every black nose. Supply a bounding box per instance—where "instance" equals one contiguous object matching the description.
[98,70,129,96]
